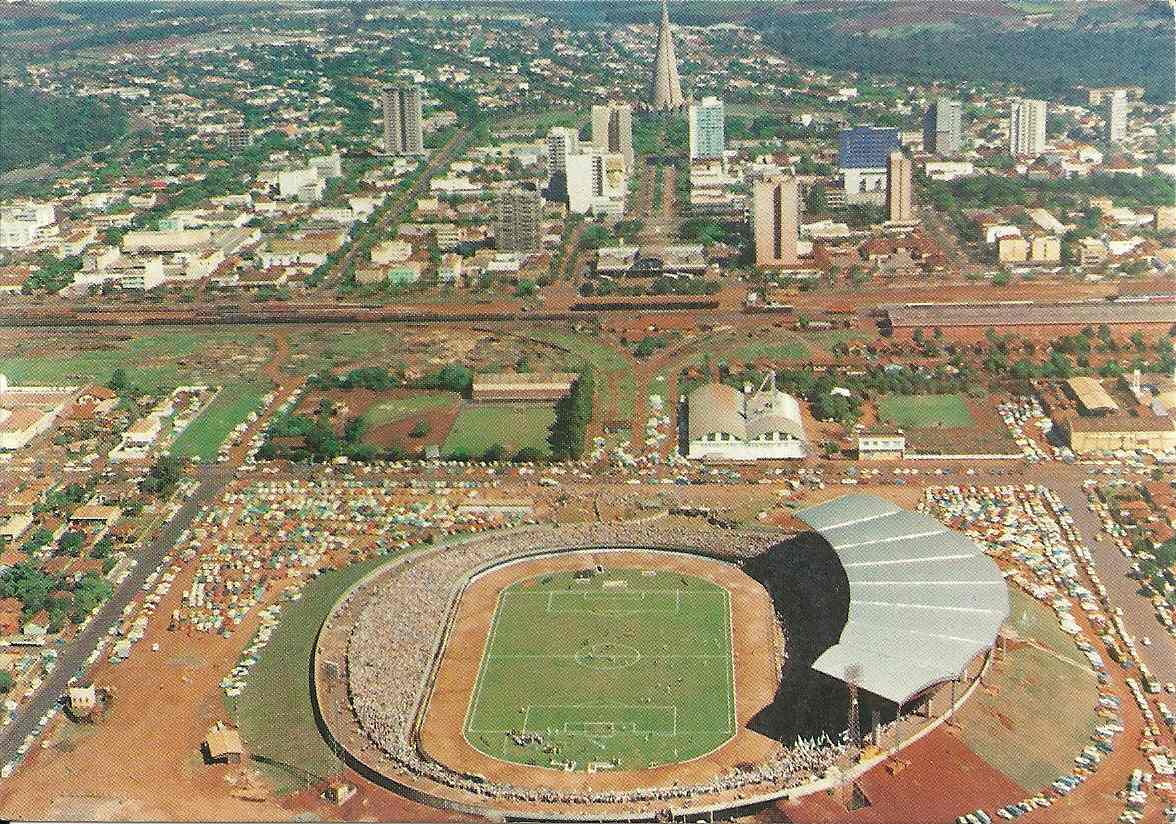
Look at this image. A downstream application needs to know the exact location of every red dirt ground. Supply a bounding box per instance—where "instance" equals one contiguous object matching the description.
[773,726,1027,824]
[366,402,460,452]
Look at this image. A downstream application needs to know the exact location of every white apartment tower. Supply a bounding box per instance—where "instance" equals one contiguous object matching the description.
[887,151,914,224]
[752,176,799,267]
[1009,98,1047,157]
[1105,90,1127,144]
[382,83,424,156]
[566,150,626,216]
[688,96,725,161]
[591,103,634,173]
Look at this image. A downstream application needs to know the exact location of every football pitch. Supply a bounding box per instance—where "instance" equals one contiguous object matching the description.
[463,567,736,772]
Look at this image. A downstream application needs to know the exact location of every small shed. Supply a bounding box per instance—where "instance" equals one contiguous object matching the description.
[205,722,244,764]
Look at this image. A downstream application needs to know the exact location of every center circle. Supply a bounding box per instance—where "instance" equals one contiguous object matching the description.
[573,641,641,671]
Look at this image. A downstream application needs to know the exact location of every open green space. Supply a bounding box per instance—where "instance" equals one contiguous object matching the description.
[0,331,269,389]
[525,328,633,422]
[731,339,812,362]
[288,329,402,372]
[1007,588,1088,667]
[959,634,1098,790]
[229,552,399,795]
[492,107,585,135]
[364,392,454,425]
[172,382,268,461]
[442,404,556,457]
[464,567,734,771]
[799,329,870,351]
[878,393,975,429]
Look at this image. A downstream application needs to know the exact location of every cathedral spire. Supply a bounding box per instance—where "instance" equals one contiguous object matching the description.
[650,0,685,111]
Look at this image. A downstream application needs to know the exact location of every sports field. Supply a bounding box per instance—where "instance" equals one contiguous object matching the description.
[878,393,975,428]
[463,567,735,771]
[442,403,556,457]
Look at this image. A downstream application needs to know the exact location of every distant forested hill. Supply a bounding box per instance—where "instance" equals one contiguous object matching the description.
[0,87,128,174]
[764,15,1175,103]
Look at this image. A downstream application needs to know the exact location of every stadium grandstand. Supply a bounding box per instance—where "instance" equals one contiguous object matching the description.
[793,494,1009,706]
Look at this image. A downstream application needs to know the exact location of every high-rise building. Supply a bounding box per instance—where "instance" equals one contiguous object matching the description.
[752,175,799,267]
[545,126,580,203]
[887,151,914,224]
[1009,98,1047,157]
[1105,90,1127,144]
[567,150,627,216]
[839,127,899,203]
[546,127,579,178]
[495,188,544,252]
[650,0,684,111]
[688,96,725,161]
[591,102,634,172]
[922,98,962,155]
[839,126,901,169]
[382,83,424,156]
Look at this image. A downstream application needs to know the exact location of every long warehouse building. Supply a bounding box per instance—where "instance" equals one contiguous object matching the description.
[883,301,1175,330]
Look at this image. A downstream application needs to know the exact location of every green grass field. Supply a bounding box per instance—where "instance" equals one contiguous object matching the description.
[0,331,271,389]
[442,404,556,457]
[364,392,454,425]
[959,642,1098,790]
[878,393,975,429]
[229,553,399,795]
[464,567,735,771]
[172,382,268,461]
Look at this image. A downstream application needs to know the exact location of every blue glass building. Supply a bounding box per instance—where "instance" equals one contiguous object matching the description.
[838,127,900,169]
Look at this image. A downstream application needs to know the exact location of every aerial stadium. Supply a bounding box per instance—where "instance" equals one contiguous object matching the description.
[312,495,1010,820]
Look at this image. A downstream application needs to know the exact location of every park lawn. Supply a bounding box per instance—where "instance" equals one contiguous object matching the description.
[364,392,454,425]
[442,404,556,457]
[287,329,407,372]
[493,107,584,134]
[799,329,870,351]
[878,393,975,429]
[1007,588,1088,667]
[464,568,734,771]
[172,382,268,461]
[526,329,633,423]
[229,553,400,795]
[526,328,629,373]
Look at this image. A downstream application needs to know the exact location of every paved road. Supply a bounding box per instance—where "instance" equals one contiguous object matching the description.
[1050,482,1176,685]
[328,127,471,284]
[0,468,232,764]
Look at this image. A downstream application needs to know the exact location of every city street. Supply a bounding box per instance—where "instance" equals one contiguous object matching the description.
[1053,482,1176,685]
[0,468,232,764]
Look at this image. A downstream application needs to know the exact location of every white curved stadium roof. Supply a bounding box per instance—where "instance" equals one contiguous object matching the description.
[795,494,1009,705]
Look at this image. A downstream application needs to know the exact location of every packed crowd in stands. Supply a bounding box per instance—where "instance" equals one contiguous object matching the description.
[337,517,846,807]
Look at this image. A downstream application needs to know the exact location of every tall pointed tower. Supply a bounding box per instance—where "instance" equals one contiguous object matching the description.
[650,0,685,111]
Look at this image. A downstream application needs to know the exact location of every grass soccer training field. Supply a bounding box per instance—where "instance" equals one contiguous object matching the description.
[878,393,975,429]
[463,566,735,772]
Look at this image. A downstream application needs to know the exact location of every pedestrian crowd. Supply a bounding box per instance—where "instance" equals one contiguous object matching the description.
[341,517,845,807]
